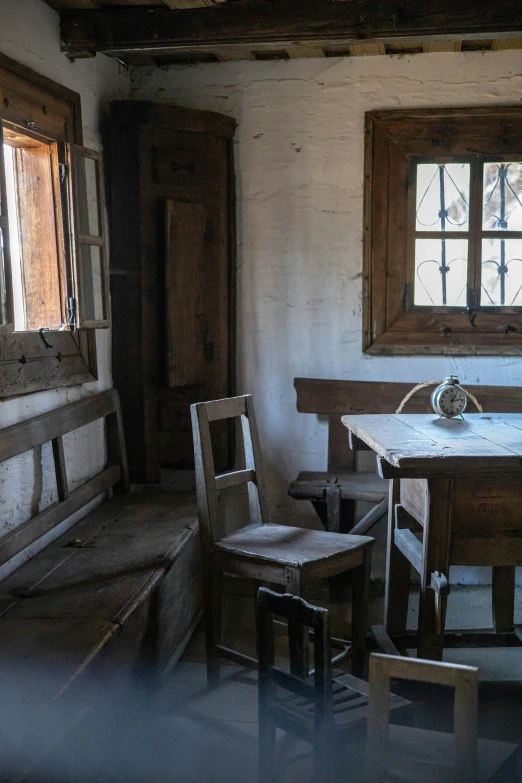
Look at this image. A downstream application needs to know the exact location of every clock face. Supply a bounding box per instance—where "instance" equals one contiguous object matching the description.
[438,385,467,417]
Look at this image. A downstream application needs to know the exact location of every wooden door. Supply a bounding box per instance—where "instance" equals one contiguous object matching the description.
[110,102,236,482]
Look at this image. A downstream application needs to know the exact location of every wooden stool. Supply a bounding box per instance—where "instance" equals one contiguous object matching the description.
[190,394,374,685]
[367,653,520,783]
[257,588,411,783]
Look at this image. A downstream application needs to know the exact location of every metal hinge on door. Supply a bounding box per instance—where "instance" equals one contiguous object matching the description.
[59,163,67,184]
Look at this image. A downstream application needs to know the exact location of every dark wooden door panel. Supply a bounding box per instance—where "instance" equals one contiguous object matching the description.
[110,101,236,482]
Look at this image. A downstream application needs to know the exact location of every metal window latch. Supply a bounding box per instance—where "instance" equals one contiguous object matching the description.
[67,296,76,328]
[430,571,449,636]
[38,328,53,349]
[59,163,67,184]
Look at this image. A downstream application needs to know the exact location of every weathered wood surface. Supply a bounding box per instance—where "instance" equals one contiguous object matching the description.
[367,653,519,783]
[110,101,236,482]
[61,1,522,59]
[216,523,372,569]
[0,491,200,698]
[289,471,388,503]
[297,377,522,416]
[342,413,522,475]
[0,389,129,565]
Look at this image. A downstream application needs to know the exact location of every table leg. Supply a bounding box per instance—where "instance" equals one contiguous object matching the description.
[492,566,515,634]
[385,480,411,636]
[418,478,453,661]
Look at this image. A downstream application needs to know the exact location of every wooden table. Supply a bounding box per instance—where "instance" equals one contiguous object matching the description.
[342,413,522,660]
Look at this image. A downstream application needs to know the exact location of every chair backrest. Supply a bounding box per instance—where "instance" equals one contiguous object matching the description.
[367,653,479,783]
[294,377,522,473]
[257,587,333,734]
[190,395,270,548]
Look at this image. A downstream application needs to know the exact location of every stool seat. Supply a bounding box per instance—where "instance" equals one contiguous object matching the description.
[216,524,372,568]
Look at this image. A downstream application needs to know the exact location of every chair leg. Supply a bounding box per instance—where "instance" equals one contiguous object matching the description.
[351,548,372,678]
[258,717,277,783]
[492,566,515,634]
[204,568,223,688]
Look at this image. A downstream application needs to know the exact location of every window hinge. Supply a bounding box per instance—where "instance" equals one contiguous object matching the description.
[59,163,68,184]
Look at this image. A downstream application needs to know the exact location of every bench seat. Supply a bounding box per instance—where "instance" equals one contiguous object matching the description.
[289,471,388,504]
[0,489,200,702]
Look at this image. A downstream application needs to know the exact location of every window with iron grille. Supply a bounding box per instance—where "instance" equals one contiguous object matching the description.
[363,108,522,355]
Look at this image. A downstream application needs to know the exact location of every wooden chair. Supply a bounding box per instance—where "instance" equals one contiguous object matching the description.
[190,394,374,686]
[367,653,520,783]
[256,588,411,783]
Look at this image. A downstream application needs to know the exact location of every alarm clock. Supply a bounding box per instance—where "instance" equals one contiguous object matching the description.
[430,375,468,418]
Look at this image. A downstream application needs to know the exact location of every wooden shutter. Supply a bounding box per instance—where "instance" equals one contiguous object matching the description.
[66,143,110,329]
[165,199,207,387]
[0,122,13,332]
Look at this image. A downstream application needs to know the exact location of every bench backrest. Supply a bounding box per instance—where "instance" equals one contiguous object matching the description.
[0,389,129,567]
[294,378,522,472]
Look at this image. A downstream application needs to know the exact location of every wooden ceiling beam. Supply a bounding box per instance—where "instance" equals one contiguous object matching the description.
[60,0,522,59]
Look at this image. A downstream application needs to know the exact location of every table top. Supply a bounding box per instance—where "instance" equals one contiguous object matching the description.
[341,413,522,476]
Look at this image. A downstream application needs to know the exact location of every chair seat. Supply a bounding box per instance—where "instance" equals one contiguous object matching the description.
[386,725,519,783]
[215,524,372,568]
[289,471,388,503]
[277,671,411,732]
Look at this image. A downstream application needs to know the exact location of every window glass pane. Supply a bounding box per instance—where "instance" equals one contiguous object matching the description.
[79,244,105,321]
[73,154,100,236]
[414,238,468,306]
[481,238,522,306]
[416,163,470,232]
[483,162,522,231]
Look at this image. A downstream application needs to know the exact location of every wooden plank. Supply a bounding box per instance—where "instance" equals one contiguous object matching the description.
[165,200,207,387]
[60,1,522,59]
[394,528,423,574]
[492,566,515,634]
[349,43,385,56]
[0,465,120,566]
[289,470,387,502]
[4,493,198,624]
[370,625,402,656]
[350,498,388,535]
[343,413,522,474]
[0,354,94,399]
[217,50,255,61]
[215,468,255,490]
[423,40,462,52]
[385,480,411,637]
[52,436,69,501]
[0,388,117,462]
[450,537,522,566]
[327,414,355,472]
[286,47,324,58]
[295,378,522,416]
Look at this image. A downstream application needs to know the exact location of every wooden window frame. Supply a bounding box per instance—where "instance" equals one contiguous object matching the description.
[363,107,522,355]
[0,53,99,397]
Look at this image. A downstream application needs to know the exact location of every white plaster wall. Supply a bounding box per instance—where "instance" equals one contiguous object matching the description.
[0,0,130,578]
[132,50,522,584]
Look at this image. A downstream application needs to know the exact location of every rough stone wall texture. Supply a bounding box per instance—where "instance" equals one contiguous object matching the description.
[0,0,130,579]
[131,51,522,584]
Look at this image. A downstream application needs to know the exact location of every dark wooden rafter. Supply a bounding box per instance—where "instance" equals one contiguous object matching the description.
[60,0,522,60]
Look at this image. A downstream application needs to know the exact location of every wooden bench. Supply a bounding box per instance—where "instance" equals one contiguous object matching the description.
[0,390,201,777]
[289,377,522,536]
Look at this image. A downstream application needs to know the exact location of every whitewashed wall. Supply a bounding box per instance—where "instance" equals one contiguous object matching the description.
[132,51,522,584]
[0,0,130,578]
